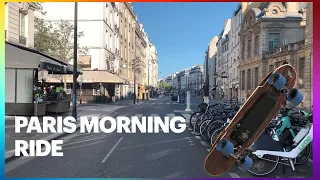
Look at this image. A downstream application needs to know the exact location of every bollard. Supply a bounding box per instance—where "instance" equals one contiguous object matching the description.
[185,91,191,111]
[177,95,180,103]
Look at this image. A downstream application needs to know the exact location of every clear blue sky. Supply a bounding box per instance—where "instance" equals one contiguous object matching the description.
[132,2,239,79]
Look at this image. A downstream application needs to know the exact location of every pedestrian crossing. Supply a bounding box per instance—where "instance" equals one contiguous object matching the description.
[142,102,185,105]
[77,105,125,112]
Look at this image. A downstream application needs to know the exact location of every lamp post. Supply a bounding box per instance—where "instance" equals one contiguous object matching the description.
[72,2,78,119]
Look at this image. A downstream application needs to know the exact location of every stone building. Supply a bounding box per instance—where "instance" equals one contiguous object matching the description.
[207,36,219,96]
[119,2,137,97]
[135,22,147,99]
[228,4,242,101]
[5,2,37,48]
[216,19,231,100]
[238,2,306,102]
[264,2,312,109]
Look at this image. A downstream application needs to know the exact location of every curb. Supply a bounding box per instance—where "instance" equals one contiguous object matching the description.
[5,114,107,163]
[173,110,194,114]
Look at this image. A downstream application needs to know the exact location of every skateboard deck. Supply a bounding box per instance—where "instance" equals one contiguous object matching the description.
[204,64,303,176]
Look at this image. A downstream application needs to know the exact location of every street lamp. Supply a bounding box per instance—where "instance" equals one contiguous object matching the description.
[72,2,78,119]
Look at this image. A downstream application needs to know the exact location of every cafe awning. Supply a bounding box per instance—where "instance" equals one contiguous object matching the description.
[42,70,126,84]
[5,41,82,75]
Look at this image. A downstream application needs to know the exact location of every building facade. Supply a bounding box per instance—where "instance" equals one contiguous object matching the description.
[5,2,37,47]
[216,19,231,100]
[207,36,219,95]
[263,2,312,109]
[228,4,242,101]
[189,65,203,94]
[239,2,306,102]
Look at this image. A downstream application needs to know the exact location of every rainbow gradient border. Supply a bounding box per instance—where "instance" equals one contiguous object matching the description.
[1,0,318,179]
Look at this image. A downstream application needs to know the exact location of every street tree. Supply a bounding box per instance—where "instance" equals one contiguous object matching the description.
[34,3,89,63]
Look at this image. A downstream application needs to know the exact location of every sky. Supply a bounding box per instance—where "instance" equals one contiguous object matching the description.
[132,2,239,79]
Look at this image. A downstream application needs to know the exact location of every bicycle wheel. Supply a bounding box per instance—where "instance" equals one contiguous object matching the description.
[207,120,224,143]
[210,127,224,145]
[246,149,279,176]
[295,144,312,165]
[194,115,205,135]
[189,111,202,129]
[200,119,211,141]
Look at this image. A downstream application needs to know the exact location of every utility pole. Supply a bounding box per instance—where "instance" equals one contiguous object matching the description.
[72,2,78,118]
[204,48,210,104]
[133,58,136,104]
[147,57,150,100]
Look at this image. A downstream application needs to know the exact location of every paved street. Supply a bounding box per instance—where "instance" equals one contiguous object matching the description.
[5,96,312,178]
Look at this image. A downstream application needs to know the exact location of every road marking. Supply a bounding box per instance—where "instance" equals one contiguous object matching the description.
[229,173,240,178]
[63,136,108,146]
[188,128,192,131]
[200,141,207,146]
[166,113,175,120]
[119,137,194,150]
[308,159,313,163]
[191,131,195,134]
[182,113,191,121]
[63,140,105,151]
[151,103,155,105]
[101,137,123,163]
[195,136,201,139]
[166,102,170,104]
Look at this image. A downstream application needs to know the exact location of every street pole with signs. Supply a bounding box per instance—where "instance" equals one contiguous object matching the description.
[72,2,78,118]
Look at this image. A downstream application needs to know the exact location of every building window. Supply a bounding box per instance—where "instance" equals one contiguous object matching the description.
[19,12,26,37]
[299,57,305,88]
[254,67,259,87]
[241,70,245,90]
[247,39,252,58]
[247,69,251,90]
[254,35,259,56]
[269,64,274,72]
[241,42,245,60]
[268,33,280,52]
[275,62,281,68]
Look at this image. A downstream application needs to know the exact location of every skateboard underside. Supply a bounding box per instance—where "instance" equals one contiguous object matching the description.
[204,64,302,176]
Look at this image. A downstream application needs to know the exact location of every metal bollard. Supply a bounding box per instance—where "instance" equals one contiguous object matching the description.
[185,91,191,111]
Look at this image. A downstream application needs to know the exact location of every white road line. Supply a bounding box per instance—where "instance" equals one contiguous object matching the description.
[182,113,191,120]
[63,136,108,146]
[188,128,192,131]
[229,173,240,178]
[166,102,170,104]
[62,140,105,151]
[195,136,201,139]
[166,113,175,119]
[101,137,123,163]
[135,114,143,119]
[200,141,207,146]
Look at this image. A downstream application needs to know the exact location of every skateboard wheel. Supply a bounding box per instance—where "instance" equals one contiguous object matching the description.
[286,88,304,106]
[268,72,286,90]
[216,138,234,156]
[238,156,253,172]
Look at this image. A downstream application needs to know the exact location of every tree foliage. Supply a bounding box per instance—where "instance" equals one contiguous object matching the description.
[157,81,171,91]
[34,3,89,63]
